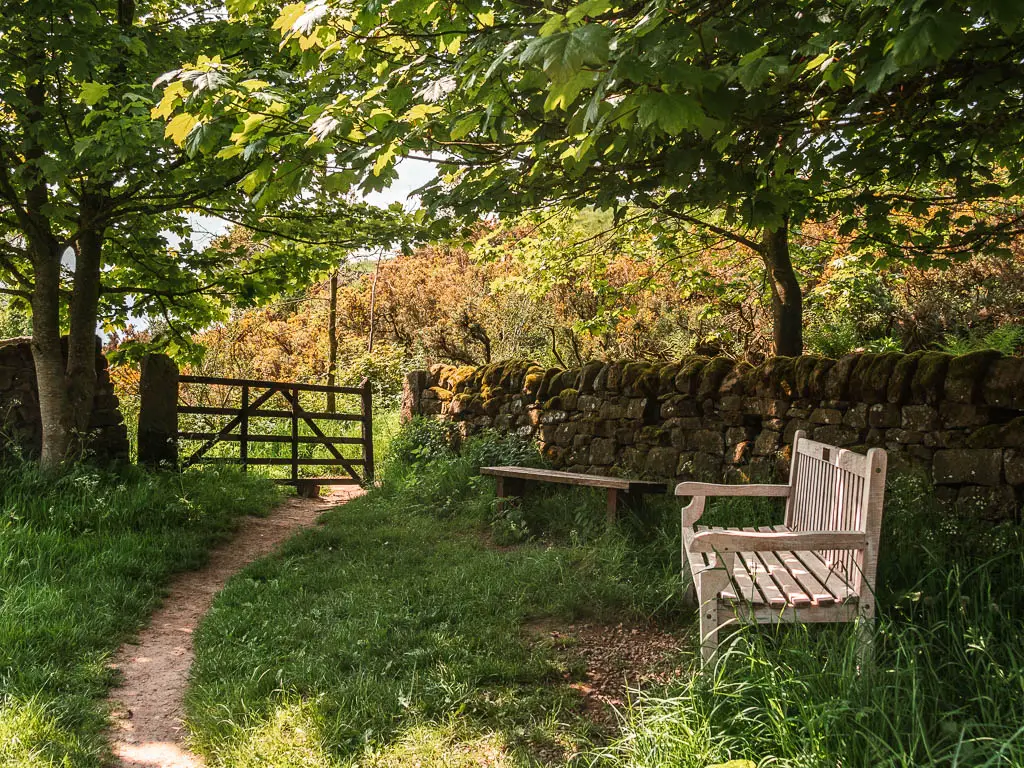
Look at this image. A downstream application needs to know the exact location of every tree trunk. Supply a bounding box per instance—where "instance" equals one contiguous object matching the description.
[326,270,338,412]
[66,222,104,436]
[30,238,71,468]
[761,219,803,357]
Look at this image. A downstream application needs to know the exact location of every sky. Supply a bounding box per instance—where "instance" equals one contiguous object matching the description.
[184,156,438,249]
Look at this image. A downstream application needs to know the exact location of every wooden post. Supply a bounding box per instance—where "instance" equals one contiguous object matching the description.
[606,488,618,526]
[326,271,338,413]
[240,384,249,471]
[360,377,374,485]
[495,476,525,513]
[291,387,299,484]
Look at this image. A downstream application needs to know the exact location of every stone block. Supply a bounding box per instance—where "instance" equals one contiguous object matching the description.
[933,449,1003,486]
[868,403,901,428]
[554,423,577,446]
[783,419,813,443]
[956,485,1017,521]
[138,353,179,467]
[812,425,859,446]
[690,429,724,454]
[982,357,1024,409]
[728,441,753,465]
[910,352,952,404]
[901,405,939,432]
[590,438,616,465]
[844,403,869,429]
[944,350,1002,404]
[824,353,860,400]
[938,403,990,429]
[644,447,679,478]
[754,430,782,456]
[810,407,843,425]
[887,351,922,403]
[1004,449,1024,485]
[625,398,648,420]
[725,426,752,446]
[692,452,723,482]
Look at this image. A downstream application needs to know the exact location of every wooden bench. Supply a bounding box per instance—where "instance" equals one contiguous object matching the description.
[678,430,887,663]
[480,466,666,524]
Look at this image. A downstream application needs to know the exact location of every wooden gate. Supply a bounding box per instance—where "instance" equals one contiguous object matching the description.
[176,375,374,488]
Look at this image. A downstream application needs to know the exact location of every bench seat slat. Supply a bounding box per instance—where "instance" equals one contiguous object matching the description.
[480,466,664,493]
[694,524,857,609]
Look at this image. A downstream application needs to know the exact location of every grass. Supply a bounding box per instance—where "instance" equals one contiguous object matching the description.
[595,474,1024,768]
[0,462,280,768]
[184,422,687,767]
[186,420,1024,768]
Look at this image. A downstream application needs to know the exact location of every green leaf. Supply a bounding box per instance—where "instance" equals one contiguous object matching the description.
[520,24,611,81]
[988,0,1024,33]
[79,82,112,106]
[636,91,703,135]
[450,113,482,140]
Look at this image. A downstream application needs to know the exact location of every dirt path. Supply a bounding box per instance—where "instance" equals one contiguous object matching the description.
[106,487,363,768]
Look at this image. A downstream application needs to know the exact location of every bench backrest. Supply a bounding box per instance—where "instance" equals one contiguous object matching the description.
[785,431,887,594]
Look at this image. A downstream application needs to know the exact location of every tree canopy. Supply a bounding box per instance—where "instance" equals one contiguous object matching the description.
[0,0,408,464]
[159,0,1024,356]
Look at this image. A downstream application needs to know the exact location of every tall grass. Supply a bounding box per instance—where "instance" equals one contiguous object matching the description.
[0,462,280,768]
[593,474,1024,768]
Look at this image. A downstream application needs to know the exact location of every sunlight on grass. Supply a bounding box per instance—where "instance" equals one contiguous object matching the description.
[0,696,81,768]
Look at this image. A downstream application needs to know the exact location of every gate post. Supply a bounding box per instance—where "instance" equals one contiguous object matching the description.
[138,353,179,467]
[360,377,374,485]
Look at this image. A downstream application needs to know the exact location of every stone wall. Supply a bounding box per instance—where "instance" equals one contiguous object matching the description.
[403,352,1024,520]
[0,337,129,462]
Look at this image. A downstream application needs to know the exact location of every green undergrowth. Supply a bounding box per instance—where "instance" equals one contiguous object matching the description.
[0,463,280,768]
[187,419,1024,768]
[596,473,1024,768]
[184,421,688,767]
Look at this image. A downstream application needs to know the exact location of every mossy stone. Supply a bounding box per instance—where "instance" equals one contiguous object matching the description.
[758,357,797,398]
[536,367,563,402]
[862,352,901,403]
[945,350,1002,404]
[623,362,659,396]
[887,351,923,403]
[577,361,604,394]
[560,388,579,411]
[794,356,822,398]
[675,355,710,395]
[428,387,454,402]
[720,361,753,396]
[697,357,735,400]
[825,354,860,401]
[910,352,952,404]
[658,362,682,393]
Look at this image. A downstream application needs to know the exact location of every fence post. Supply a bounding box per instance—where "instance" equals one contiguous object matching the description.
[138,353,179,467]
[291,387,299,484]
[240,384,249,471]
[360,377,374,485]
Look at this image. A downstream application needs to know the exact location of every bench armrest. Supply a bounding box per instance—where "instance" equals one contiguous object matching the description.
[689,529,869,553]
[676,483,790,526]
[675,482,791,498]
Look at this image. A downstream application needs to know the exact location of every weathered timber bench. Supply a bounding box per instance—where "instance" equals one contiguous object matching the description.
[480,466,666,524]
[678,430,887,663]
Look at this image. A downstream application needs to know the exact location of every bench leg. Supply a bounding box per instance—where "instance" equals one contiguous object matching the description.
[697,553,734,664]
[606,488,618,526]
[496,477,525,513]
[855,598,877,669]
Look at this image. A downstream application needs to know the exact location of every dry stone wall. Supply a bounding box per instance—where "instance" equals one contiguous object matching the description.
[0,337,129,462]
[403,352,1024,520]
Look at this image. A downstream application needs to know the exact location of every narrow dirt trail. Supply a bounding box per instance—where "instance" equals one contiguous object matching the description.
[106,487,363,768]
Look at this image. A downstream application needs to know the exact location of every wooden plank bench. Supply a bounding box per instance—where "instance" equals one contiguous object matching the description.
[677,430,887,663]
[480,466,666,524]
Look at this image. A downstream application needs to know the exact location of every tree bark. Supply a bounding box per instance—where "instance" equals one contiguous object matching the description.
[326,270,338,412]
[30,239,71,467]
[761,219,803,357]
[66,218,104,436]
